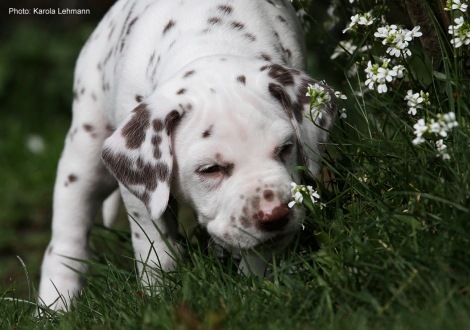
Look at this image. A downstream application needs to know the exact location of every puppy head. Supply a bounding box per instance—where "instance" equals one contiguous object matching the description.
[102,56,336,249]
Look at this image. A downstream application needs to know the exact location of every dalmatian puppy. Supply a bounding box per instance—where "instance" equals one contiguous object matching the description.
[38,0,336,310]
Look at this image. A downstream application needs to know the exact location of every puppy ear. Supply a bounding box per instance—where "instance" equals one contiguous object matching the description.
[263,64,337,176]
[101,103,182,220]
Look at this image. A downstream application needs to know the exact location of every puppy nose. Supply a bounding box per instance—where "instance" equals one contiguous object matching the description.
[256,204,290,231]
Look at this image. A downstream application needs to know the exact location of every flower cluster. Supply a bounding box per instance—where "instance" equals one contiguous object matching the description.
[288,182,324,209]
[412,112,459,148]
[343,11,375,33]
[374,25,422,58]
[404,90,430,115]
[306,83,332,120]
[435,139,451,160]
[445,0,468,12]
[364,58,406,93]
[448,16,470,47]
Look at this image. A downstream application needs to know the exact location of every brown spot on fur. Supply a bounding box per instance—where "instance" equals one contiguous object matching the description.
[101,150,167,192]
[244,33,256,42]
[132,212,139,218]
[153,119,164,132]
[121,104,151,149]
[135,94,143,103]
[237,75,246,85]
[260,53,272,61]
[164,110,181,135]
[239,215,251,228]
[268,83,293,117]
[47,246,53,255]
[152,135,162,159]
[267,64,294,85]
[163,20,176,34]
[151,135,162,146]
[208,17,222,24]
[202,125,213,138]
[68,174,78,182]
[231,21,244,30]
[251,196,261,211]
[183,70,195,78]
[127,17,138,35]
[176,88,186,95]
[134,232,140,239]
[277,16,287,23]
[218,5,233,14]
[263,190,274,202]
[83,124,94,132]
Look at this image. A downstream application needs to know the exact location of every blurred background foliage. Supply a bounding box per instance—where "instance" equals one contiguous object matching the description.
[0,0,116,294]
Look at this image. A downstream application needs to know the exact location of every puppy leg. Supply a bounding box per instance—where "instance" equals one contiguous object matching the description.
[38,112,117,310]
[120,186,182,291]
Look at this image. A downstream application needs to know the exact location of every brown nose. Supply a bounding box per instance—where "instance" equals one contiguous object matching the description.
[256,204,290,231]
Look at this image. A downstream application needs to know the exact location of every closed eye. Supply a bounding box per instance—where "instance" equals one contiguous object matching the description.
[199,164,224,174]
[197,163,234,177]
[275,142,293,162]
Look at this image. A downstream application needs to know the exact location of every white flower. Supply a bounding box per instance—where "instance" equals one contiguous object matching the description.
[404,89,430,115]
[412,112,459,146]
[413,118,428,144]
[445,0,468,12]
[306,83,332,120]
[289,182,322,208]
[339,108,347,119]
[375,24,422,58]
[377,67,397,82]
[364,58,405,94]
[394,65,406,78]
[343,12,375,33]
[448,16,470,47]
[26,134,45,154]
[334,91,348,99]
[435,139,451,160]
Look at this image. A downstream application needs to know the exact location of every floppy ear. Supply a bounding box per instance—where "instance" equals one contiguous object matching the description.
[263,64,337,176]
[101,102,182,220]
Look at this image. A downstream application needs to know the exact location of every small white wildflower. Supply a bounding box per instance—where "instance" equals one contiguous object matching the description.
[289,182,322,208]
[334,91,348,99]
[448,16,470,47]
[412,112,459,146]
[26,134,45,154]
[445,0,468,12]
[412,118,428,145]
[364,58,405,94]
[358,174,368,183]
[306,83,332,120]
[343,12,375,33]
[377,67,397,82]
[394,64,406,78]
[339,108,347,119]
[435,139,451,160]
[404,89,430,115]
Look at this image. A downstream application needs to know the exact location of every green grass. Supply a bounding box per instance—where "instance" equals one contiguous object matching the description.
[1,0,470,329]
